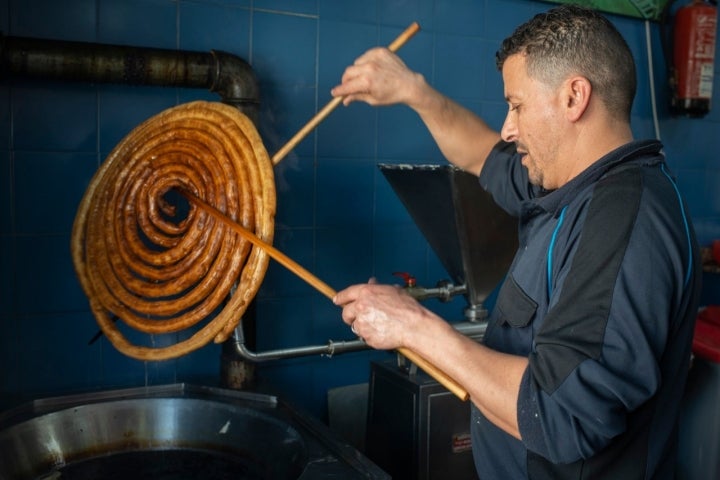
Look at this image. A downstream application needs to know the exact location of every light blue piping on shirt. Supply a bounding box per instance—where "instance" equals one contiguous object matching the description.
[546,166,693,299]
[661,164,693,288]
[547,205,568,299]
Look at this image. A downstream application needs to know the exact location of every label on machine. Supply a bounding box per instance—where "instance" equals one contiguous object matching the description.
[452,433,473,453]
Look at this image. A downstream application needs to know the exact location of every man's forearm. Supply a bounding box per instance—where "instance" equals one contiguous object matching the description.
[406,310,527,439]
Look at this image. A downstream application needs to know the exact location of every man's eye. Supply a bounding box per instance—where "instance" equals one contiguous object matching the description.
[510,104,521,112]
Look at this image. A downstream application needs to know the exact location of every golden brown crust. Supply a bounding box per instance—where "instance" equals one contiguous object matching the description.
[71,101,275,360]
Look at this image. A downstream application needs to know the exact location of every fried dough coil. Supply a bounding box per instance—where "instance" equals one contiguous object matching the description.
[71,101,275,360]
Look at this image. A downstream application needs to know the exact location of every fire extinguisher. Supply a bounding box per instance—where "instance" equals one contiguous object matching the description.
[663,0,718,117]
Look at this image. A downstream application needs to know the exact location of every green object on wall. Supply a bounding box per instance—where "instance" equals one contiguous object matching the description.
[542,0,672,20]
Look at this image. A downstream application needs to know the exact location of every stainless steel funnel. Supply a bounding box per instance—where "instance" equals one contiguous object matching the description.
[379,164,517,318]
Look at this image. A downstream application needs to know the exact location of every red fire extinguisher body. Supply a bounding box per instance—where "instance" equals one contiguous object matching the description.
[672,1,717,117]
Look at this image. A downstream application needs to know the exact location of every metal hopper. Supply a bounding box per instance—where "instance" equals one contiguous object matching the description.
[379,164,518,320]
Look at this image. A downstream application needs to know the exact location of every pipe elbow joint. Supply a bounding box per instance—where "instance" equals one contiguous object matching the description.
[210,49,260,120]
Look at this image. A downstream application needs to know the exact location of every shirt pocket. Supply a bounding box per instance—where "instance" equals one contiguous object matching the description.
[495,275,538,328]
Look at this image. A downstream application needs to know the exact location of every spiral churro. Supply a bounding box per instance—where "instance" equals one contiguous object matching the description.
[72,101,275,360]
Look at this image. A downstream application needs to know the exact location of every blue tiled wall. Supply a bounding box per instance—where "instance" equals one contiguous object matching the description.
[1,0,719,420]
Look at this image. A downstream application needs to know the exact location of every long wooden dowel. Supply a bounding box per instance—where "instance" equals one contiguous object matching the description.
[271,22,421,166]
[179,188,469,401]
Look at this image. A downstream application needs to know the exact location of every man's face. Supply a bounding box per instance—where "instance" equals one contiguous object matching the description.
[500,54,565,190]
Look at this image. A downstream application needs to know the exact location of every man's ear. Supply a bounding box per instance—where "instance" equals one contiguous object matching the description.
[564,76,592,122]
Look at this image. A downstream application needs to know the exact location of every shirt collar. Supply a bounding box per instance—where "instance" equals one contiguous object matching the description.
[534,139,664,217]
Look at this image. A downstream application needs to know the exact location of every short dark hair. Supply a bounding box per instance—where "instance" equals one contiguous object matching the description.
[496,4,636,121]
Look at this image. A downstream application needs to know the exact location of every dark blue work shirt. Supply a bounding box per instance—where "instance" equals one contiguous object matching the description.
[472,140,701,479]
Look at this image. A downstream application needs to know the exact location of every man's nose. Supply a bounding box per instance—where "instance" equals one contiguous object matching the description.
[501,114,517,143]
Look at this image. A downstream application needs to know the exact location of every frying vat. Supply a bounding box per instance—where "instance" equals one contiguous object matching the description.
[0,384,389,480]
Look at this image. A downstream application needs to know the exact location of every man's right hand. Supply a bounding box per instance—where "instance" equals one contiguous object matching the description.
[330,47,425,107]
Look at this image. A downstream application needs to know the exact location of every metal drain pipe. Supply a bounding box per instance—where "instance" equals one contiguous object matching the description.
[0,33,259,120]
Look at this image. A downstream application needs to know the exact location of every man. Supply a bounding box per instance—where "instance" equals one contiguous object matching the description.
[331,4,701,479]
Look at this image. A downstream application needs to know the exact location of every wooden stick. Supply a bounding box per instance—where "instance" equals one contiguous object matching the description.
[179,188,469,401]
[271,22,421,165]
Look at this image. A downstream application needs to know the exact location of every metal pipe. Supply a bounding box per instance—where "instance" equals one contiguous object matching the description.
[232,323,369,362]
[453,320,487,340]
[404,281,467,302]
[0,33,259,120]
[231,320,487,363]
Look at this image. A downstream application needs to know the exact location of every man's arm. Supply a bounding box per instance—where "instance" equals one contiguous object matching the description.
[333,283,527,439]
[331,48,501,176]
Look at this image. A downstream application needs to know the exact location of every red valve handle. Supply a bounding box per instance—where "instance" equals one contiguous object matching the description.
[393,272,417,287]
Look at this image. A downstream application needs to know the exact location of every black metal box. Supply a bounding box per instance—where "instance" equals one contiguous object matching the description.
[366,359,478,480]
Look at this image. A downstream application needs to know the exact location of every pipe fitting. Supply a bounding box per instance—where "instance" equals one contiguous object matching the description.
[209,49,259,120]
